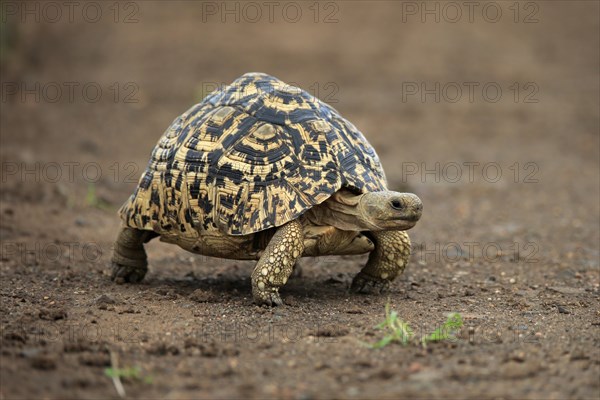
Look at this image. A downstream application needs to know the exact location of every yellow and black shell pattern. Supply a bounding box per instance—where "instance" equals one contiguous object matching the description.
[119,73,387,236]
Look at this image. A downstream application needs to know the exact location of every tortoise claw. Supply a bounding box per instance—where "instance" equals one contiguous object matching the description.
[253,288,284,307]
[111,262,147,284]
[350,272,389,294]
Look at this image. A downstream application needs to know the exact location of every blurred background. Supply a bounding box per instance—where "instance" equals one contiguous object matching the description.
[1,1,598,263]
[0,1,598,399]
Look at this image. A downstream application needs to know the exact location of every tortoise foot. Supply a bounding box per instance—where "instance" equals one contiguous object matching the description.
[252,288,284,307]
[350,272,390,294]
[111,262,147,284]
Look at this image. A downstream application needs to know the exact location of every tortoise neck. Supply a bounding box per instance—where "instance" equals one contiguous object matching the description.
[306,191,379,231]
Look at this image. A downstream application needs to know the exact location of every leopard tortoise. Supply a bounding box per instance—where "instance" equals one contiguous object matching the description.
[112,72,422,306]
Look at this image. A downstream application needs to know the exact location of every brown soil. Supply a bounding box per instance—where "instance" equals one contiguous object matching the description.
[1,2,599,399]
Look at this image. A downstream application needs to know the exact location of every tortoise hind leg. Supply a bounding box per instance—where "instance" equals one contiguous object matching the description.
[251,219,304,306]
[111,227,157,284]
[350,230,411,294]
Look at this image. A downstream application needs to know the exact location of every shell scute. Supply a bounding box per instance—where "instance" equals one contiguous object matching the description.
[120,73,387,236]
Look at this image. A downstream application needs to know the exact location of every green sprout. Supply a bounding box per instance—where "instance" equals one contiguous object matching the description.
[369,302,414,348]
[85,183,112,210]
[104,366,152,384]
[368,302,463,349]
[421,312,463,348]
[85,182,98,206]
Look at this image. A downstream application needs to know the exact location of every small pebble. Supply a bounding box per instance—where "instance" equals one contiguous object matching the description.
[31,355,57,370]
[74,217,87,227]
[557,305,571,314]
[408,362,423,373]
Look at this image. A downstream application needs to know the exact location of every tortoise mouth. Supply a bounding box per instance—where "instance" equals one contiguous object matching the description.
[385,208,422,225]
[389,214,420,222]
[400,214,421,222]
[372,217,418,231]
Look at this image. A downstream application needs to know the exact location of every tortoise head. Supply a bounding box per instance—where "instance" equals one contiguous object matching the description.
[357,191,422,230]
[315,190,422,231]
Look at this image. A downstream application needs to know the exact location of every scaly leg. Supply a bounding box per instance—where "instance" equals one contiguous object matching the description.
[350,230,411,294]
[251,220,304,306]
[111,227,157,283]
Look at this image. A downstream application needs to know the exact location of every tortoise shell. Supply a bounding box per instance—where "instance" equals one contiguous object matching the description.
[120,73,387,236]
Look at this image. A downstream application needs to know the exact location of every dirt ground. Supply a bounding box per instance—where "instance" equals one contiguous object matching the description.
[1,1,599,399]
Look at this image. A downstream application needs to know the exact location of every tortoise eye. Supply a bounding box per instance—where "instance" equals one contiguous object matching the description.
[390,200,403,210]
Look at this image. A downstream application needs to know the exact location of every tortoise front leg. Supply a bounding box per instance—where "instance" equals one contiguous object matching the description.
[111,227,157,283]
[251,219,304,306]
[350,230,411,294]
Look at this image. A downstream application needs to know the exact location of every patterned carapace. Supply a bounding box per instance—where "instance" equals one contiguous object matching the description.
[119,73,387,236]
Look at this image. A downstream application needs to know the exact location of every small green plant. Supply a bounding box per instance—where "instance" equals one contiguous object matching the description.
[421,312,463,348]
[369,302,414,348]
[104,366,152,384]
[86,182,99,206]
[85,183,112,210]
[367,302,463,349]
